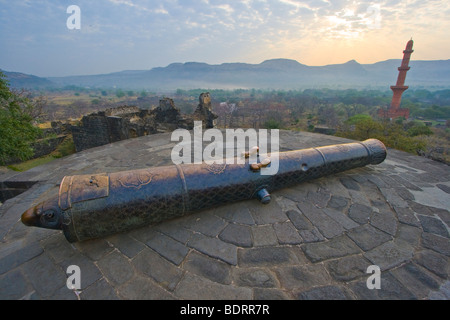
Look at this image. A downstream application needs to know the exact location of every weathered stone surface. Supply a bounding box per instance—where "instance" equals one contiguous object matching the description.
[325,254,372,282]
[348,203,372,224]
[302,235,361,263]
[219,223,252,247]
[275,264,332,291]
[74,238,113,261]
[174,273,252,300]
[2,130,449,300]
[184,213,227,238]
[118,275,175,300]
[295,285,354,300]
[213,203,255,225]
[106,233,145,259]
[0,243,43,275]
[391,263,441,299]
[421,233,450,256]
[307,188,331,208]
[396,224,421,247]
[349,272,416,300]
[327,196,350,211]
[81,278,119,300]
[364,241,414,271]
[132,248,184,291]
[40,234,78,264]
[393,206,421,227]
[252,226,278,247]
[96,250,134,286]
[183,251,231,285]
[347,224,392,251]
[298,229,325,243]
[238,247,300,267]
[379,188,409,208]
[59,252,102,290]
[250,200,287,225]
[414,249,449,279]
[21,253,67,298]
[253,288,291,300]
[232,268,278,288]
[144,231,189,265]
[0,268,31,299]
[297,202,345,239]
[286,210,312,230]
[370,210,398,236]
[188,233,237,265]
[322,207,359,230]
[273,222,303,245]
[418,215,449,238]
[339,177,360,191]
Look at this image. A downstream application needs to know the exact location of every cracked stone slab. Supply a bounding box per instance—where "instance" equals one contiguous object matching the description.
[238,246,301,267]
[174,272,252,300]
[421,233,450,256]
[370,210,398,236]
[132,248,184,292]
[219,223,252,247]
[297,202,345,239]
[364,240,414,271]
[144,231,189,266]
[417,215,449,238]
[232,268,278,288]
[295,285,354,300]
[183,251,232,285]
[414,249,449,279]
[302,235,361,263]
[325,254,372,282]
[275,264,332,291]
[410,187,450,211]
[347,224,392,251]
[188,233,237,265]
[390,263,441,299]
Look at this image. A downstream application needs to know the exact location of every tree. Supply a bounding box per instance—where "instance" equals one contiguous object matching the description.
[0,71,42,164]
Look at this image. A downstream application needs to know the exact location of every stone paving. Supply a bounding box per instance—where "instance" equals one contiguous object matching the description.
[0,130,448,300]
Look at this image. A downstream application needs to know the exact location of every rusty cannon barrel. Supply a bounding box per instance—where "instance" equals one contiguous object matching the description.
[21,139,386,242]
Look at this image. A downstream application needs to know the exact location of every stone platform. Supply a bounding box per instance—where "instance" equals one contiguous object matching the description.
[0,131,448,300]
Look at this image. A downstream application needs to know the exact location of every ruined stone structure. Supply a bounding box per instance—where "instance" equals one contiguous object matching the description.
[192,92,218,128]
[71,106,157,152]
[379,39,414,120]
[71,94,218,152]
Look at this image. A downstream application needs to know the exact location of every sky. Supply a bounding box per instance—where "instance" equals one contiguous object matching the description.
[1,0,449,77]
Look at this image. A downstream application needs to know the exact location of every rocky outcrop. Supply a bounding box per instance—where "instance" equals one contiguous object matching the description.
[192,92,218,128]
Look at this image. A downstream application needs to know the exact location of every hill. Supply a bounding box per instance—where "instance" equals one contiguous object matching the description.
[4,58,450,90]
[1,70,54,89]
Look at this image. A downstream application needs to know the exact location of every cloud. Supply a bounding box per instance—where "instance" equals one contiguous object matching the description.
[0,0,449,76]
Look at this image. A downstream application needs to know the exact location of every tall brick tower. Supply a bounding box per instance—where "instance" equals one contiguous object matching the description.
[379,39,414,120]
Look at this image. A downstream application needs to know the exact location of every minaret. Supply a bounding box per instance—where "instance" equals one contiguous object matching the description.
[390,39,413,112]
[379,39,414,120]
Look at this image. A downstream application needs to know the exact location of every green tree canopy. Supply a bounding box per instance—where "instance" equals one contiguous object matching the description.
[0,71,42,165]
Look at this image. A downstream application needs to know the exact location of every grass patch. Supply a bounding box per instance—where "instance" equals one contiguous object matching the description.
[7,155,57,172]
[6,135,76,172]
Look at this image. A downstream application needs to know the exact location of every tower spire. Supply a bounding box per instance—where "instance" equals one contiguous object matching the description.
[378,39,414,120]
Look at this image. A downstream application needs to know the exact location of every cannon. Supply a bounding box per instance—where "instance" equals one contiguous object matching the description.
[21,139,386,242]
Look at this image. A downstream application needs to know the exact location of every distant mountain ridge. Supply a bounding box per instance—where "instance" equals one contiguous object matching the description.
[1,70,54,89]
[3,58,450,90]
